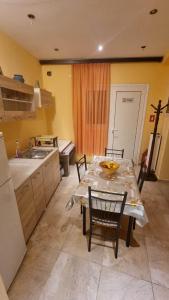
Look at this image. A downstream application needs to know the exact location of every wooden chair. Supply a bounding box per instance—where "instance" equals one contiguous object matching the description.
[133,162,147,230]
[137,161,147,192]
[76,154,87,213]
[105,148,124,158]
[88,187,127,258]
[76,154,87,182]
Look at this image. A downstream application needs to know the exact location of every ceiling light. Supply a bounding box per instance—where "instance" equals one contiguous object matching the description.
[27,14,35,19]
[54,48,59,51]
[149,9,158,15]
[97,45,103,52]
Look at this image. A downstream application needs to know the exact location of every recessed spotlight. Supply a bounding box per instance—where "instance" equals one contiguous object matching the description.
[97,45,103,52]
[149,9,158,15]
[54,48,59,51]
[27,14,35,19]
[141,45,147,49]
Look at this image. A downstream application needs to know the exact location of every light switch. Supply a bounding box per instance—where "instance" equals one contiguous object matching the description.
[149,115,155,122]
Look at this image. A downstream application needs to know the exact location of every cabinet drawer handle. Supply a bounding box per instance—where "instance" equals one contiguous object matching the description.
[45,162,50,167]
[21,184,29,193]
[32,171,40,179]
[35,171,40,175]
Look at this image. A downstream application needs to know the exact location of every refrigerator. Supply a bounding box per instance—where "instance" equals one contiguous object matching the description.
[0,132,26,290]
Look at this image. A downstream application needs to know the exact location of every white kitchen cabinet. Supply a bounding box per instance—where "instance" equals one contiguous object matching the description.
[0,134,11,186]
[0,275,9,300]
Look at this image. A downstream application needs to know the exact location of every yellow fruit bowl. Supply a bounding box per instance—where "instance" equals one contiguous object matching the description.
[99,160,120,175]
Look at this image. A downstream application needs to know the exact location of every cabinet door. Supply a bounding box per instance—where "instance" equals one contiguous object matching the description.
[0,95,4,121]
[52,152,61,189]
[0,113,4,122]
[43,158,53,205]
[31,167,46,220]
[43,152,60,205]
[15,179,37,242]
[41,89,52,106]
[4,111,23,120]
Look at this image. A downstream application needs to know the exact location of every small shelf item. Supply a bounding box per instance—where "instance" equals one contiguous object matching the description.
[0,74,35,121]
[34,87,53,108]
[13,74,25,83]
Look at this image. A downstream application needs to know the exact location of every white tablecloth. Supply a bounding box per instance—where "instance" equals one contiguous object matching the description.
[67,156,148,227]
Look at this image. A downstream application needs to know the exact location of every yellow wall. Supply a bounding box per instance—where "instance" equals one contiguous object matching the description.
[42,65,74,141]
[42,63,169,152]
[157,115,169,179]
[0,28,168,178]
[42,62,169,179]
[155,66,169,180]
[110,63,169,155]
[0,31,48,156]
[110,63,169,179]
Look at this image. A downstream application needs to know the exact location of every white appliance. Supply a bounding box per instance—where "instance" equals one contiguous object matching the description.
[0,132,26,289]
[146,133,162,171]
[0,275,9,300]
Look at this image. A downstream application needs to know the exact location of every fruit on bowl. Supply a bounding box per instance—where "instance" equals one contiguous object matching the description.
[99,160,120,175]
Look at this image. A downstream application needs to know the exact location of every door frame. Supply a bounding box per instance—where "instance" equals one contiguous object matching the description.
[108,84,149,163]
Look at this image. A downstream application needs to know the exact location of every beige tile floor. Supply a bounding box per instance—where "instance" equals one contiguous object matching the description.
[8,166,169,300]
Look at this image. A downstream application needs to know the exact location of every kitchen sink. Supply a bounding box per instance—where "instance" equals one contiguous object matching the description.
[19,148,53,159]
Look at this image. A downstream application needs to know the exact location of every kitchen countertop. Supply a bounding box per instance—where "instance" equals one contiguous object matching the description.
[9,147,59,190]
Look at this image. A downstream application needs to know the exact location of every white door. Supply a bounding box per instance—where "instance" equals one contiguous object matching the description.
[108,85,148,162]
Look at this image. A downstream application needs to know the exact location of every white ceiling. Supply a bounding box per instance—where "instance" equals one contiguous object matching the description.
[0,0,169,60]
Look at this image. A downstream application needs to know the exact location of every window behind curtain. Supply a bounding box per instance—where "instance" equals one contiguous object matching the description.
[73,63,110,156]
[86,90,107,125]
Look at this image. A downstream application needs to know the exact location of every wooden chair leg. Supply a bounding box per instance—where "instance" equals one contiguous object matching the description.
[88,227,92,252]
[126,216,133,247]
[83,206,86,235]
[80,205,83,214]
[115,237,119,259]
[133,218,136,230]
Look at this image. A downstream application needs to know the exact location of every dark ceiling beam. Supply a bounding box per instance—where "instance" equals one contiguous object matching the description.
[39,56,163,65]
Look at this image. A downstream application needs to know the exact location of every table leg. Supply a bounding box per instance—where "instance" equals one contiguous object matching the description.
[126,216,133,247]
[83,206,86,235]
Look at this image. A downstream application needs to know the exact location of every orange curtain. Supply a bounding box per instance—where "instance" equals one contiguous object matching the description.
[73,63,110,156]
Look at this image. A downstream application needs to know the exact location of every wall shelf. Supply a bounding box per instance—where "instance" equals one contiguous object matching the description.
[2,98,32,103]
[0,75,35,121]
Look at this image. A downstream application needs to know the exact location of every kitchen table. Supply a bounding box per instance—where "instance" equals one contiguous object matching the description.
[67,156,148,246]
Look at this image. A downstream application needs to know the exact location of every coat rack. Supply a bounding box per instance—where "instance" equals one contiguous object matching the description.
[146,99,169,181]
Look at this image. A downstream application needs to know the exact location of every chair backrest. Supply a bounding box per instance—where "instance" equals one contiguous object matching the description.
[88,186,127,226]
[105,148,124,158]
[76,154,87,182]
[137,162,147,192]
